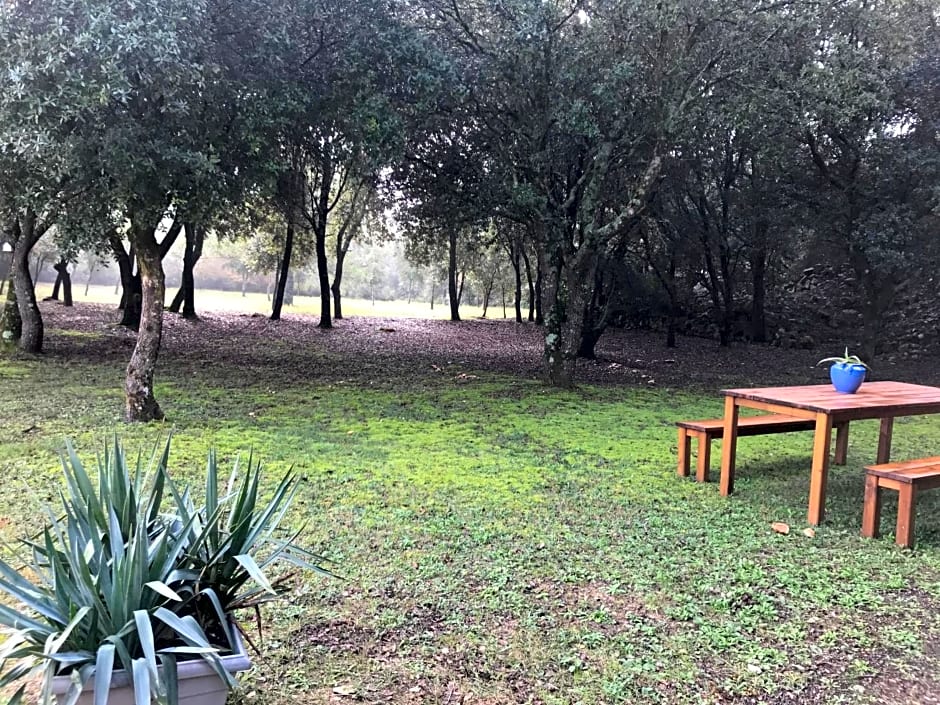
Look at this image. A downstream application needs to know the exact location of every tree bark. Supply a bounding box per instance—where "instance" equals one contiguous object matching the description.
[448,230,460,322]
[84,261,96,296]
[271,220,294,321]
[543,250,596,387]
[0,274,20,348]
[51,258,72,306]
[50,266,62,300]
[510,243,523,323]
[522,248,535,322]
[169,223,202,318]
[749,243,767,343]
[331,246,346,320]
[124,222,166,422]
[306,154,334,329]
[666,254,678,348]
[13,212,47,353]
[534,250,544,325]
[59,260,73,306]
[111,235,142,329]
[31,255,47,287]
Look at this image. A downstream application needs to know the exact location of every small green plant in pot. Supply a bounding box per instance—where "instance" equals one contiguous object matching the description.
[0,438,331,705]
[817,347,869,393]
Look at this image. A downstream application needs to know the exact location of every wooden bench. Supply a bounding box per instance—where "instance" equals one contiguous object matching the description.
[677,415,850,482]
[862,457,940,548]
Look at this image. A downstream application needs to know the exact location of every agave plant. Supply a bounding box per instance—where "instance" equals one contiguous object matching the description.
[0,438,330,705]
[817,347,870,369]
[161,449,333,645]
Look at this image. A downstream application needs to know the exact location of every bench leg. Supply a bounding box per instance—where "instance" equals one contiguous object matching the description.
[677,428,691,477]
[696,431,712,483]
[895,485,916,549]
[861,475,881,539]
[834,422,849,465]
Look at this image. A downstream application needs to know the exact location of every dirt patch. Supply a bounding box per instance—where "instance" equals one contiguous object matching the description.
[34,302,940,393]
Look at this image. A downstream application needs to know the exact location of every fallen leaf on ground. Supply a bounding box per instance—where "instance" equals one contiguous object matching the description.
[771,522,790,535]
[803,527,816,538]
[332,684,357,697]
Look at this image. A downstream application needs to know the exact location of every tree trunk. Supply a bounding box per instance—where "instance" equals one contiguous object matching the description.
[31,255,47,287]
[448,230,460,322]
[522,248,535,322]
[13,212,46,353]
[241,272,248,296]
[544,251,596,387]
[430,281,435,310]
[85,261,96,296]
[59,260,73,307]
[510,246,523,323]
[666,256,678,348]
[271,220,294,321]
[578,326,603,359]
[124,224,166,422]
[534,249,544,325]
[314,219,331,327]
[750,220,770,343]
[111,235,142,329]
[169,223,202,318]
[331,246,347,320]
[50,267,62,300]
[0,274,20,349]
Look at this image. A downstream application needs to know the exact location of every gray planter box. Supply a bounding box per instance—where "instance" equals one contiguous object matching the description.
[52,632,251,705]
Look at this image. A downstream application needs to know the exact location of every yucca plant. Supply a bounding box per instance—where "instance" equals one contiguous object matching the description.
[0,438,330,705]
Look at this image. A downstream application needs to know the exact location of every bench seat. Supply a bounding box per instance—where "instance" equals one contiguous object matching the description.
[862,457,940,548]
[677,414,849,482]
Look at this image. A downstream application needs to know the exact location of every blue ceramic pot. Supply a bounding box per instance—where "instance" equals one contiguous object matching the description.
[830,362,866,393]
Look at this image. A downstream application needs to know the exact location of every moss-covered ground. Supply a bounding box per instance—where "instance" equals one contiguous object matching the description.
[3,304,940,704]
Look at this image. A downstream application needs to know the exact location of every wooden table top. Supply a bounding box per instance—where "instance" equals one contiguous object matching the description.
[722,381,940,416]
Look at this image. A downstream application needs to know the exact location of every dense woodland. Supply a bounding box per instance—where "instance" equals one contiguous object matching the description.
[0,0,938,421]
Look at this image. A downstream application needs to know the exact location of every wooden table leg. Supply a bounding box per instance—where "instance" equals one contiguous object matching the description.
[834,422,849,465]
[877,417,894,464]
[807,412,833,526]
[677,428,691,477]
[719,396,739,496]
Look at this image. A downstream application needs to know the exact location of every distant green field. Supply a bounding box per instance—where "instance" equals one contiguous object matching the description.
[35,283,496,320]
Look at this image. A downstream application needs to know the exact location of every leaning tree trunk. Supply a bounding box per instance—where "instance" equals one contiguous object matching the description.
[12,213,46,353]
[169,223,202,318]
[124,226,166,422]
[0,275,20,349]
[271,220,294,321]
[49,266,62,301]
[84,261,96,296]
[448,230,460,322]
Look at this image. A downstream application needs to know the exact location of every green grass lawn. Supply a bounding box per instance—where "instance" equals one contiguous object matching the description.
[3,318,940,704]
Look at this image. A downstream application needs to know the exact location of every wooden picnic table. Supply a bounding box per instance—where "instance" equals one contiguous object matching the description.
[718,381,940,525]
